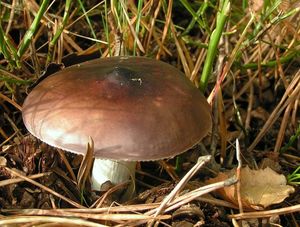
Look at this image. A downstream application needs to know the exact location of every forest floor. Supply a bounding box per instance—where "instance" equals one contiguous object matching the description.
[0,0,300,226]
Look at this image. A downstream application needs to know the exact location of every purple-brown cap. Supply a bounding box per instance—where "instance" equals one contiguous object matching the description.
[22,56,211,161]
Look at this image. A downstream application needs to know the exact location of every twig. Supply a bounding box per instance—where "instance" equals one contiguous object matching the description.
[0,172,51,187]
[153,155,211,218]
[248,70,300,152]
[0,216,105,227]
[4,167,85,208]
[229,203,300,220]
[235,139,243,213]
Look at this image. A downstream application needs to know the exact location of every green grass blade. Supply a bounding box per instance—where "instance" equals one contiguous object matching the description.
[77,0,102,55]
[17,0,50,60]
[46,0,72,64]
[0,24,16,68]
[199,0,230,92]
[133,0,143,55]
[102,0,111,56]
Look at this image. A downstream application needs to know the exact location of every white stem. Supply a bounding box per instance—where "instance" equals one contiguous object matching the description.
[91,158,136,192]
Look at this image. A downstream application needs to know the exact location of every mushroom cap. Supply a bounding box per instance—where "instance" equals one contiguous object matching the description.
[22,56,211,161]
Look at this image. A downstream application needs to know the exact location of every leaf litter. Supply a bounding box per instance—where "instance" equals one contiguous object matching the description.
[206,166,295,211]
[1,0,300,226]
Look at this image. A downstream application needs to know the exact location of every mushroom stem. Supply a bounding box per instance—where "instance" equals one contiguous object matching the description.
[91,159,136,194]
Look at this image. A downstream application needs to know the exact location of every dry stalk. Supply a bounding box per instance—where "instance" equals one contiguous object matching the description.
[122,176,237,226]
[153,155,211,218]
[235,139,243,213]
[229,203,300,220]
[274,101,293,153]
[156,0,173,59]
[0,171,51,187]
[1,203,160,215]
[170,22,191,77]
[4,167,85,208]
[248,70,300,152]
[0,216,105,227]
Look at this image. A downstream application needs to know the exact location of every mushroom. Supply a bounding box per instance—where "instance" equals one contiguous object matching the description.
[22,56,212,196]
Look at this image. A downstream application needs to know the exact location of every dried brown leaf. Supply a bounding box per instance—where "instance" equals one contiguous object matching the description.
[0,156,7,166]
[206,166,294,210]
